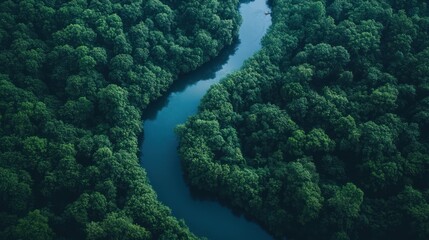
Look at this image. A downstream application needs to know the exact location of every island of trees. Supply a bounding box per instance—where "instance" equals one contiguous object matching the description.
[0,0,242,239]
[178,0,429,239]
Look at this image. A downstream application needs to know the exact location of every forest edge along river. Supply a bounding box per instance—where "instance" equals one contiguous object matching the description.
[140,0,272,239]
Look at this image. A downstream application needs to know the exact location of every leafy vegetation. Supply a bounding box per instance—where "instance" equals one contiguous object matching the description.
[0,0,241,239]
[178,0,429,239]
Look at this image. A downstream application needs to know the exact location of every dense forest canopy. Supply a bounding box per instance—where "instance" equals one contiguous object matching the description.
[178,0,429,239]
[0,0,241,239]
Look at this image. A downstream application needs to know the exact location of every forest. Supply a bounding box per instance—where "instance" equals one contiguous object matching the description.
[2,0,429,239]
[0,0,241,239]
[178,0,429,239]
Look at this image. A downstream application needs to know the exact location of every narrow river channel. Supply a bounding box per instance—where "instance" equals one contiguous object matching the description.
[140,0,272,239]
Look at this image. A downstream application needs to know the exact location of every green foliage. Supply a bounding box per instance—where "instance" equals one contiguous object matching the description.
[86,213,151,240]
[9,210,54,240]
[178,0,429,239]
[0,0,241,239]
[0,167,31,214]
[283,160,323,225]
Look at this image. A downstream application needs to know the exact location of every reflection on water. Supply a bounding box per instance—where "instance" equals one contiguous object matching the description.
[142,42,239,121]
[140,0,272,239]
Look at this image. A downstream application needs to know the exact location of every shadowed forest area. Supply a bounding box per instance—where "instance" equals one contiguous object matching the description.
[178,0,429,239]
[0,0,241,239]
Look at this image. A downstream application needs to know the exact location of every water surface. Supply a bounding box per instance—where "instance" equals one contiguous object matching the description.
[140,1,272,239]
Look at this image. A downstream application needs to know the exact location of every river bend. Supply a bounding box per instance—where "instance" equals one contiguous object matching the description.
[140,0,272,239]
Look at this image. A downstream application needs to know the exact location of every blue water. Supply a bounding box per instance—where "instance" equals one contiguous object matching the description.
[140,0,272,239]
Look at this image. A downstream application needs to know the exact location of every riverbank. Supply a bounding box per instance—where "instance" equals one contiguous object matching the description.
[140,0,272,239]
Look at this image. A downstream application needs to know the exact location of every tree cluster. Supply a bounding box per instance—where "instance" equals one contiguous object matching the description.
[0,0,241,239]
[178,0,429,239]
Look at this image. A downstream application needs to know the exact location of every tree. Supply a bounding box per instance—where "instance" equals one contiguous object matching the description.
[53,24,96,47]
[109,54,134,84]
[10,210,54,240]
[65,72,103,100]
[97,84,128,125]
[294,43,350,79]
[305,128,335,153]
[369,84,398,114]
[283,160,323,225]
[326,183,363,230]
[0,167,31,214]
[59,97,94,126]
[358,121,396,159]
[86,213,151,240]
[396,186,429,239]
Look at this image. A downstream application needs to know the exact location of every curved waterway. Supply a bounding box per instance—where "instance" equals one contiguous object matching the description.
[140,0,272,239]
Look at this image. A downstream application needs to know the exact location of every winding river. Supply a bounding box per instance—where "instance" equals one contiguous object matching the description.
[140,0,272,239]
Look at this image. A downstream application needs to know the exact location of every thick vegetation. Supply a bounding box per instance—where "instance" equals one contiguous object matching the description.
[178,0,429,239]
[0,0,241,239]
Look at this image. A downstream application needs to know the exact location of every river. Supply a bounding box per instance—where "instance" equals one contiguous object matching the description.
[140,0,272,239]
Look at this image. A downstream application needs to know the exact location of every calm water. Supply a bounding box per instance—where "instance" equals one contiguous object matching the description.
[140,0,272,239]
